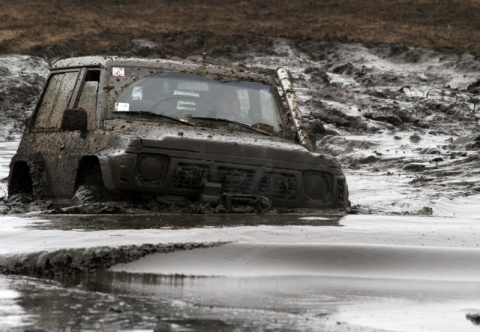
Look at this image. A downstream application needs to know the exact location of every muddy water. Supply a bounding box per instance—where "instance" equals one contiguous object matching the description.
[3,273,480,332]
[1,213,480,331]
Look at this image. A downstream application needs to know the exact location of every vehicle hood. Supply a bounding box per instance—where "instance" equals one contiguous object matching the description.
[97,120,342,170]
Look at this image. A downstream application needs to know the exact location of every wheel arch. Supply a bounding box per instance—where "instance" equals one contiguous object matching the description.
[8,152,48,197]
[74,155,103,191]
[8,160,33,196]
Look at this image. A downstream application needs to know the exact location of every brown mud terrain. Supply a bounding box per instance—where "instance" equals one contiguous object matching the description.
[1,0,480,58]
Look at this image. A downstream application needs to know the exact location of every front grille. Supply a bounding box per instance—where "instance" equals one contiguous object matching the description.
[217,167,256,194]
[172,163,210,191]
[259,172,297,200]
[171,162,299,201]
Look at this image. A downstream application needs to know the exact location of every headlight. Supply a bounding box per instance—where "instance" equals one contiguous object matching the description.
[303,171,332,201]
[137,154,169,182]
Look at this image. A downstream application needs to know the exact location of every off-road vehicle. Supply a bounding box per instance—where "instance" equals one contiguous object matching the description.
[8,56,349,210]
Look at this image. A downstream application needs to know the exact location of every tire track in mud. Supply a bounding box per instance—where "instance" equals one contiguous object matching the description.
[0,242,227,278]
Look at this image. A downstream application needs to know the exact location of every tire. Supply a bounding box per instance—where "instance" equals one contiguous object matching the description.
[73,157,110,204]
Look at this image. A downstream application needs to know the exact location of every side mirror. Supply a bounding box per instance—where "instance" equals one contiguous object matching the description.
[61,108,88,133]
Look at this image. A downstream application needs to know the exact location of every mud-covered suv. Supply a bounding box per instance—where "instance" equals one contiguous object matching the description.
[9,56,349,210]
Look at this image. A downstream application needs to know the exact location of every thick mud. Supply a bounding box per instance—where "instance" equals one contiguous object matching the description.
[1,39,479,215]
[0,242,225,279]
[1,2,480,330]
[1,1,479,215]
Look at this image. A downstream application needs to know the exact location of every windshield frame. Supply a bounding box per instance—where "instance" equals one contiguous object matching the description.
[104,66,289,136]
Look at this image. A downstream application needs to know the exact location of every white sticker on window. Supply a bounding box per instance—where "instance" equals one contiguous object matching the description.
[174,90,200,98]
[112,67,125,77]
[177,101,196,111]
[115,102,130,112]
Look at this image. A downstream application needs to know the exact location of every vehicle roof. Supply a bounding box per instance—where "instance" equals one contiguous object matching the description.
[52,56,278,84]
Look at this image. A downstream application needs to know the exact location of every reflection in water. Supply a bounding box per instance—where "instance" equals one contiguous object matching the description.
[1,273,337,331]
[0,276,32,331]
[3,270,480,331]
[28,213,344,231]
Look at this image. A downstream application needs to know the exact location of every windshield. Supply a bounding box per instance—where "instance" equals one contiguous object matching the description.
[112,72,285,133]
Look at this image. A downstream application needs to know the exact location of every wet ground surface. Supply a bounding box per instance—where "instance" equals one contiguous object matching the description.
[1,1,480,330]
[1,213,480,331]
[3,273,480,332]
[1,41,480,329]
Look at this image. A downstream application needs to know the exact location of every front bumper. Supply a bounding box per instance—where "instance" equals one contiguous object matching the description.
[102,141,349,209]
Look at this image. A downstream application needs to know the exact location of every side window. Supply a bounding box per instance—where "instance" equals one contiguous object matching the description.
[259,89,282,127]
[35,71,79,129]
[76,70,100,130]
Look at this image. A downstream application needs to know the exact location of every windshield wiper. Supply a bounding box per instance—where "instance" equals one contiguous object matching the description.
[192,117,272,136]
[115,111,194,126]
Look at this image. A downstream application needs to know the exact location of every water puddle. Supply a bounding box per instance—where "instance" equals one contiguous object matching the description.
[2,272,480,331]
[27,213,343,231]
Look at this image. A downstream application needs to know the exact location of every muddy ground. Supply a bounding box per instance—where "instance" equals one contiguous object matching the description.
[1,0,480,215]
[1,2,480,330]
[2,0,480,58]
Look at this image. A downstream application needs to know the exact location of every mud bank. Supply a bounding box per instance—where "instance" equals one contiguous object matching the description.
[1,213,479,278]
[0,242,224,279]
[0,55,48,140]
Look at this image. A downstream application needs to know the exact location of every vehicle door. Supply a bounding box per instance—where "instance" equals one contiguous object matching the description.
[24,68,101,197]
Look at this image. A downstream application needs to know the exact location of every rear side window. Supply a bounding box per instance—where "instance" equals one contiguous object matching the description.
[34,71,79,129]
[76,70,100,130]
